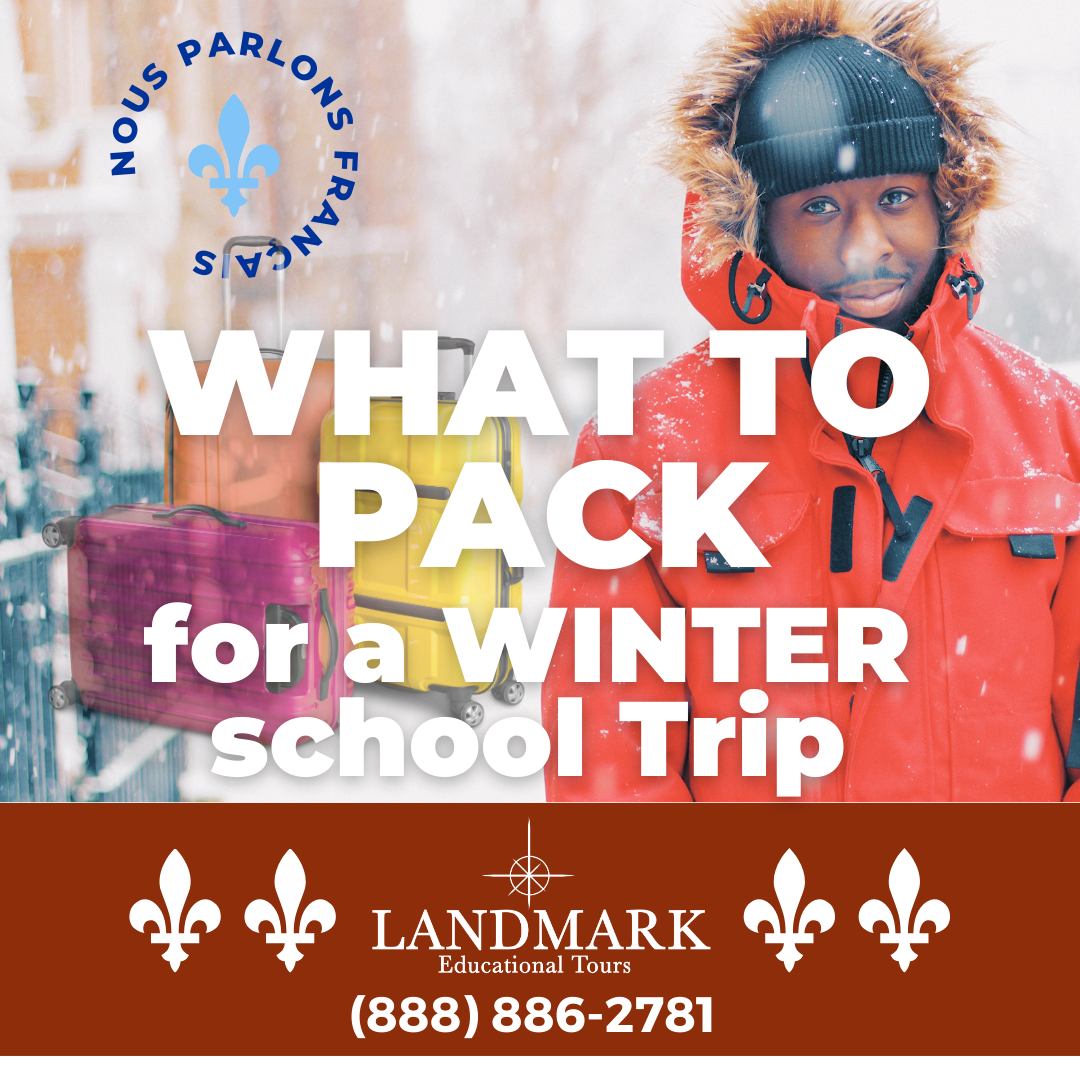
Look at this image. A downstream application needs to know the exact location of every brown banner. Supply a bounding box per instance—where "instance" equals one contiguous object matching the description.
[1,804,1075,1055]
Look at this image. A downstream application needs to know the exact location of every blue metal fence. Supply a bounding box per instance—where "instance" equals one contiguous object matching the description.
[77,706,185,803]
[0,457,180,802]
[80,468,164,517]
[0,543,57,802]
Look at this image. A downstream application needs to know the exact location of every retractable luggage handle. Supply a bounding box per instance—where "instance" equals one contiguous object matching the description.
[266,589,337,700]
[166,236,288,503]
[266,604,306,693]
[437,336,475,379]
[223,236,286,349]
[153,504,247,528]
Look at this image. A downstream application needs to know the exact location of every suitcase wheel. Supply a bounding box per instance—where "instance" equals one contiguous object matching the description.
[493,680,526,707]
[42,516,80,548]
[457,700,485,727]
[49,680,80,710]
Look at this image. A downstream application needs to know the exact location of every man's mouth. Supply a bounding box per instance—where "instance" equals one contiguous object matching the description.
[831,280,909,320]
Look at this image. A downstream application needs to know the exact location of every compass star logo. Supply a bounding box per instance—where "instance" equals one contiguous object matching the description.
[483,821,572,908]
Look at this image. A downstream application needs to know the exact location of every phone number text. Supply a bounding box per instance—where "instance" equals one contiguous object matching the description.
[350,995,712,1038]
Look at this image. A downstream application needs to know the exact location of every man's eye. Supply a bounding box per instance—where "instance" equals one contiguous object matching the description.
[880,190,912,207]
[804,200,837,216]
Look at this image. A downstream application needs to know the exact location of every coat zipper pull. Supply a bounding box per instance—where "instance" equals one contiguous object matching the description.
[844,434,912,540]
[945,258,985,321]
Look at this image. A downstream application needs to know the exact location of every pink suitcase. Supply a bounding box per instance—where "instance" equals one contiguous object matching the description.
[44,504,353,737]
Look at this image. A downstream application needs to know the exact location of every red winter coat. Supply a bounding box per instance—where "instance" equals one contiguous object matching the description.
[542,240,1080,803]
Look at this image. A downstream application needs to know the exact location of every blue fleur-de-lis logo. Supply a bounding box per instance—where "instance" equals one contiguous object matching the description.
[188,94,279,217]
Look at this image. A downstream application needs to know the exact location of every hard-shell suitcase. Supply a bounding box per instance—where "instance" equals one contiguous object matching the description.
[44,503,353,737]
[165,236,332,521]
[320,336,524,726]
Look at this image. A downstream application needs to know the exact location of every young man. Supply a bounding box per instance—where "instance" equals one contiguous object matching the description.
[541,0,1080,801]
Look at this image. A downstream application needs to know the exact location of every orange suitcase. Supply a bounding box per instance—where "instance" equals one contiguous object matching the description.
[165,235,331,521]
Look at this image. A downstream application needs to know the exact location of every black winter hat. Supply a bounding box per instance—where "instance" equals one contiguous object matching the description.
[732,35,942,199]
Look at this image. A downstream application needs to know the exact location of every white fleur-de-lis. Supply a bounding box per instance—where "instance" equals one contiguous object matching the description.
[859,849,950,972]
[744,849,835,971]
[245,850,336,972]
[129,850,221,972]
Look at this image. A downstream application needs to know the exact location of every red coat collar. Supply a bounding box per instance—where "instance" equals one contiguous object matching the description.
[679,192,983,442]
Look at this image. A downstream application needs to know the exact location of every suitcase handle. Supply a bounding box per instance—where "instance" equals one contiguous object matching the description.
[266,605,306,693]
[318,587,338,702]
[152,504,247,528]
[223,235,286,349]
[223,235,285,260]
[438,336,475,378]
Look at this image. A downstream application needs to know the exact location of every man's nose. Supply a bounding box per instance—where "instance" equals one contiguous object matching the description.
[839,206,894,268]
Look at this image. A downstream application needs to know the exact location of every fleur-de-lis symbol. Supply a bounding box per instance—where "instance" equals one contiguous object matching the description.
[245,850,336,971]
[129,850,221,972]
[859,849,950,971]
[188,94,280,217]
[744,849,835,971]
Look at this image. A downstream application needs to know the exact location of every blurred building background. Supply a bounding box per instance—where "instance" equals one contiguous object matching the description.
[1,0,1078,801]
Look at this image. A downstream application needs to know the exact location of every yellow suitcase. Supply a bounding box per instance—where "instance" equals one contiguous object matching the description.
[320,337,524,726]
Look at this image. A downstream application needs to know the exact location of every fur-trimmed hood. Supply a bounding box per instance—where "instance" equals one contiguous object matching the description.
[662,0,1006,271]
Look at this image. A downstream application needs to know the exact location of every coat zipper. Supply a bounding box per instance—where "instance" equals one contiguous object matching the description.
[843,434,911,540]
[841,361,911,539]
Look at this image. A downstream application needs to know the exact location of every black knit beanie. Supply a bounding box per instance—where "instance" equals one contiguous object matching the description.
[733,36,942,199]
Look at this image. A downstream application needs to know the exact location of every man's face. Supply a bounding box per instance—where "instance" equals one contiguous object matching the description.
[762,174,941,332]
